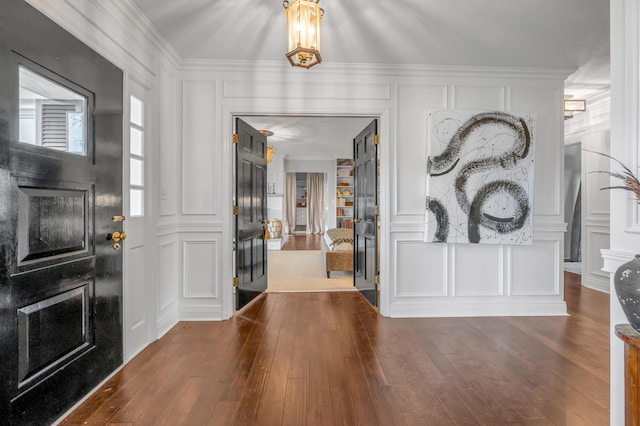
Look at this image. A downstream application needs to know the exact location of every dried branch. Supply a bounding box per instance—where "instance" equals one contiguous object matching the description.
[585,149,640,202]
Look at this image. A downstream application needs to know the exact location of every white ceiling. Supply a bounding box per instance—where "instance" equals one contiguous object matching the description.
[238,116,374,160]
[131,0,610,159]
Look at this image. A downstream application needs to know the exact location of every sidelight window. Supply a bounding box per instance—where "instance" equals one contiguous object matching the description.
[129,95,144,217]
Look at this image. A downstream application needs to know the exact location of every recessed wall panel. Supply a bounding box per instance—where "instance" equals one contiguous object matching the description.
[183,240,217,298]
[396,85,447,217]
[510,87,561,216]
[159,67,178,216]
[159,241,176,310]
[585,133,612,218]
[510,241,559,295]
[125,246,145,331]
[587,229,609,279]
[395,240,447,297]
[452,86,503,110]
[453,245,502,296]
[182,80,217,215]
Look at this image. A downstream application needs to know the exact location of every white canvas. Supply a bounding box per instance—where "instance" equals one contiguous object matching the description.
[424,110,536,245]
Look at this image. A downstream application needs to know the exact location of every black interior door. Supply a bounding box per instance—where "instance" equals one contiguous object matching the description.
[0,1,123,424]
[353,120,379,307]
[235,118,268,310]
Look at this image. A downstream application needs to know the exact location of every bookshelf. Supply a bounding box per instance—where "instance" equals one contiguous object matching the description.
[336,158,354,229]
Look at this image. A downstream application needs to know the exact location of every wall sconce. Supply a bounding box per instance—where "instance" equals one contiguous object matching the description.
[564,99,587,120]
[283,0,323,68]
[260,130,275,164]
[266,146,275,164]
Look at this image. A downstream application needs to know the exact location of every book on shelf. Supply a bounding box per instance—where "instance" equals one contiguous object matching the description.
[340,219,353,229]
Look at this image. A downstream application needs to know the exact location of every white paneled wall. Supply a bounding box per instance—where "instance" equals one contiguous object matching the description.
[176,67,570,319]
[387,75,566,317]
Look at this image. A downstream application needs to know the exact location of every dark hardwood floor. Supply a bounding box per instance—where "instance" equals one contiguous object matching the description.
[61,272,609,425]
[281,234,322,250]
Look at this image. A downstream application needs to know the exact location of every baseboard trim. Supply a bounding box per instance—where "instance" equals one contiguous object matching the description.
[387,301,568,318]
[178,305,224,321]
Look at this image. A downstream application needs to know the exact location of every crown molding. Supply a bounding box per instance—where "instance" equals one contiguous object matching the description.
[25,0,182,78]
[180,58,576,81]
[109,0,182,70]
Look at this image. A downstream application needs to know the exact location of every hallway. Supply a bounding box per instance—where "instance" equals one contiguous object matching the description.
[281,234,323,251]
[62,273,608,425]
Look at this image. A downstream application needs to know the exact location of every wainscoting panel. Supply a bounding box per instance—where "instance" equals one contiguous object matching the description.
[395,238,447,298]
[452,244,503,296]
[124,244,147,361]
[584,227,611,292]
[510,240,560,296]
[159,241,177,310]
[157,238,178,337]
[183,240,218,299]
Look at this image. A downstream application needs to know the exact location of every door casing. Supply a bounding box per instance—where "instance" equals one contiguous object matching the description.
[223,109,388,318]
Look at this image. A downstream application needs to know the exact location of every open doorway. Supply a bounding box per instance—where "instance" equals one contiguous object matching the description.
[235,115,378,297]
[564,142,582,273]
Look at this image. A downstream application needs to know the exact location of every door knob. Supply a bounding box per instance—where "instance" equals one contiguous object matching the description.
[112,215,126,222]
[108,231,127,242]
[352,219,361,224]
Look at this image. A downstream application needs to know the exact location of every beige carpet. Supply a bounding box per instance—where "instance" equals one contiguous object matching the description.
[267,250,355,293]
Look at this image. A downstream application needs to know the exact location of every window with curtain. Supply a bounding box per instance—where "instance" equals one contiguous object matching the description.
[307,173,325,234]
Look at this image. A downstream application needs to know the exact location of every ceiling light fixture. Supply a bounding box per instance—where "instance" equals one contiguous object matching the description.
[564,98,587,120]
[283,0,323,69]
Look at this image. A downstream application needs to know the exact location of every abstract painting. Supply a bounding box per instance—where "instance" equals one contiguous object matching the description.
[424,110,536,245]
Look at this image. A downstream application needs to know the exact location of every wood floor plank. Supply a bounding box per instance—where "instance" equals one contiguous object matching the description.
[63,273,610,425]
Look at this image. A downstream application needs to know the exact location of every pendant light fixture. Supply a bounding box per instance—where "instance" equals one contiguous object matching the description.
[283,0,324,68]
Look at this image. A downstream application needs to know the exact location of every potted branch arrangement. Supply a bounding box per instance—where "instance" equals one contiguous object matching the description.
[589,150,640,331]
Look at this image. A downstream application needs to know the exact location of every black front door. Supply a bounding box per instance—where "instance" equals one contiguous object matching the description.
[353,120,379,307]
[235,118,268,310]
[0,1,124,424]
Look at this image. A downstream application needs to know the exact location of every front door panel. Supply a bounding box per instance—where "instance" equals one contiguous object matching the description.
[0,1,123,423]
